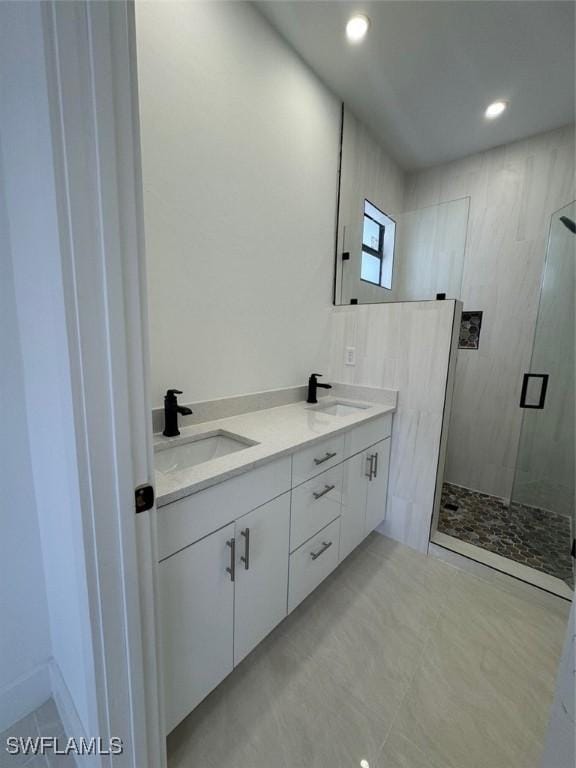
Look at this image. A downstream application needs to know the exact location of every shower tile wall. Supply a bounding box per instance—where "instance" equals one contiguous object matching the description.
[405,124,576,503]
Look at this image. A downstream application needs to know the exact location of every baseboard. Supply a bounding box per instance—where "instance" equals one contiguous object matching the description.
[49,660,85,740]
[0,660,51,731]
[0,657,87,742]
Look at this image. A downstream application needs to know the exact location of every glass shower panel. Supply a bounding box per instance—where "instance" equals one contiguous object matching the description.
[512,202,575,534]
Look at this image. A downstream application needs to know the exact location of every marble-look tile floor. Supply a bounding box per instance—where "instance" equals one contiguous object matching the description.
[438,483,574,586]
[0,699,73,768]
[168,533,570,768]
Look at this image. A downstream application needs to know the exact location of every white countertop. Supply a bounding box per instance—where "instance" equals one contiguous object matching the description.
[154,394,396,507]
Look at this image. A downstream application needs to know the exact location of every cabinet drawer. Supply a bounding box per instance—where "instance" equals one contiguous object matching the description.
[157,456,291,561]
[291,434,345,487]
[288,518,340,612]
[290,464,342,552]
[344,413,392,458]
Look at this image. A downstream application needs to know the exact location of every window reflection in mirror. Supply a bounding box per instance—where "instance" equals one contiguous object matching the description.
[334,107,469,305]
[360,200,395,289]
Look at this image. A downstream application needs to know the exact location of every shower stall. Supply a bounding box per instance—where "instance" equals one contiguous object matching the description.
[436,202,575,594]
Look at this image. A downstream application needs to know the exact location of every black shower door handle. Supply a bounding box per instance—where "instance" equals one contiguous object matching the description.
[519,373,549,409]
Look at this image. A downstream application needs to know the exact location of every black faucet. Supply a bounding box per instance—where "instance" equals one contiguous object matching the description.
[163,389,193,437]
[307,373,332,404]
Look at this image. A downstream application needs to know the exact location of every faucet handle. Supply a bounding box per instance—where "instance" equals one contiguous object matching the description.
[310,373,323,379]
[165,388,183,400]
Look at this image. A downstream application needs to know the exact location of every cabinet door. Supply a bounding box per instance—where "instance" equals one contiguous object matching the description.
[339,451,370,561]
[234,494,290,665]
[159,522,235,734]
[365,438,391,535]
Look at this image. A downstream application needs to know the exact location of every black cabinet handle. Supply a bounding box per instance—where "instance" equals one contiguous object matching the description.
[313,484,336,500]
[226,538,236,582]
[240,528,250,571]
[365,454,374,480]
[520,373,549,409]
[310,541,333,560]
[314,451,337,466]
[373,451,379,478]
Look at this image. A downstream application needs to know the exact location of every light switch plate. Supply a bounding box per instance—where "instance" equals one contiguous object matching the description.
[345,346,356,366]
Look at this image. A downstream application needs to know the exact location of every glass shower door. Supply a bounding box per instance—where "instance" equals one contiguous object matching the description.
[511,201,575,585]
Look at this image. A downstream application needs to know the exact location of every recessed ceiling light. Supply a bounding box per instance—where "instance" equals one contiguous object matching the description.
[346,14,370,43]
[484,100,508,119]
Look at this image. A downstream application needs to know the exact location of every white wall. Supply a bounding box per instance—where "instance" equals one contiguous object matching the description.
[136,1,341,407]
[0,157,52,728]
[405,125,576,502]
[330,300,458,552]
[0,1,97,733]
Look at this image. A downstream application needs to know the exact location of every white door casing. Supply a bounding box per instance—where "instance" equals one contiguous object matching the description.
[40,1,164,765]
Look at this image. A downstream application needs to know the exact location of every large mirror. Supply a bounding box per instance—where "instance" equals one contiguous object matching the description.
[334,108,470,305]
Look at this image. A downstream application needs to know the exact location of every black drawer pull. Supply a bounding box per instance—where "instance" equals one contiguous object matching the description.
[373,451,379,478]
[310,540,333,560]
[314,451,337,466]
[240,528,250,570]
[226,538,236,582]
[365,454,374,479]
[313,484,336,500]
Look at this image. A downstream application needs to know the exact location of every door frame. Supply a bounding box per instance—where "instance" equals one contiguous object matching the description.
[42,1,164,765]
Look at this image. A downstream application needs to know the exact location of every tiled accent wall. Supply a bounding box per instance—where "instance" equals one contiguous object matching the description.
[405,124,576,502]
[330,300,458,552]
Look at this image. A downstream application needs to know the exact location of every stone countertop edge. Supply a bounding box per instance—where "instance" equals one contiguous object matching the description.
[154,389,397,508]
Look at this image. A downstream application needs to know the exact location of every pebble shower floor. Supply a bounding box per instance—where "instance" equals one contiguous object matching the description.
[438,483,574,587]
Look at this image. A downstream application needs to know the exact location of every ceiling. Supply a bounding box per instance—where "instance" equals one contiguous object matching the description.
[255,1,575,170]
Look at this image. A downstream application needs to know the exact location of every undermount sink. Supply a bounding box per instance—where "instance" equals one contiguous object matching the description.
[311,401,370,417]
[155,431,257,474]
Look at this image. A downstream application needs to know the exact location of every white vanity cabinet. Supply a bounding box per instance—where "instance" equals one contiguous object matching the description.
[159,522,235,734]
[159,492,291,733]
[234,493,290,665]
[340,435,392,561]
[340,451,370,560]
[157,410,393,732]
[364,438,391,535]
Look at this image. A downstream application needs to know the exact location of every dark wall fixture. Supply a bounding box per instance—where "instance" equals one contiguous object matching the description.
[458,311,483,349]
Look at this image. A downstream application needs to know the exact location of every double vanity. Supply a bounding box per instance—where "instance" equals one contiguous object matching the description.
[153,388,395,733]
